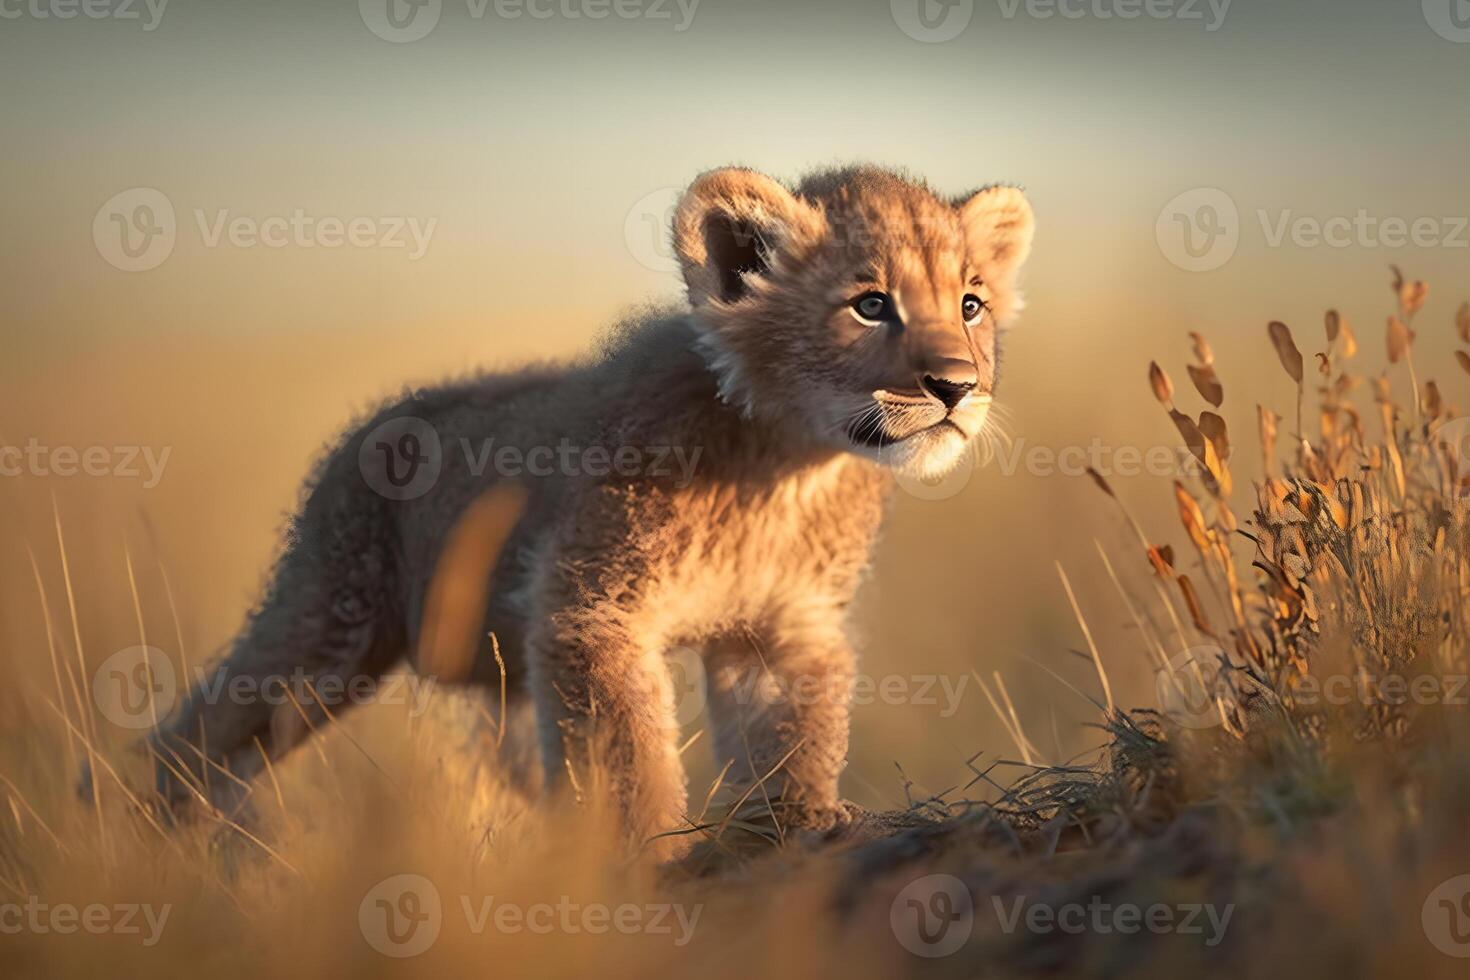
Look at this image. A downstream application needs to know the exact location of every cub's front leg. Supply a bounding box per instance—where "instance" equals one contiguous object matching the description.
[525,540,689,860]
[705,611,857,835]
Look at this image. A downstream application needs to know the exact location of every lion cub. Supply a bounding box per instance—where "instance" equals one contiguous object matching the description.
[138,166,1034,857]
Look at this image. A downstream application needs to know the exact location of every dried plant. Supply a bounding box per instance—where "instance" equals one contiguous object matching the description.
[829,269,1470,976]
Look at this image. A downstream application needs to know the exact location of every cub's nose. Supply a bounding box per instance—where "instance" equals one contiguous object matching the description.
[921,359,979,410]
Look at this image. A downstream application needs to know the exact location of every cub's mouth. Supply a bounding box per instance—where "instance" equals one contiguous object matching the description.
[842,392,997,482]
[846,388,991,451]
[846,415,965,449]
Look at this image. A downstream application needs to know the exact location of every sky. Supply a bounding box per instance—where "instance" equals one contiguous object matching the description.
[3,0,1469,793]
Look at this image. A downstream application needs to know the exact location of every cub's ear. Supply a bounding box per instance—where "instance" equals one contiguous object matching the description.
[957,185,1035,323]
[673,168,823,308]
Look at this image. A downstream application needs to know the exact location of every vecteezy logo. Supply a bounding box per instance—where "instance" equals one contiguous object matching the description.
[1423,874,1470,957]
[1426,417,1470,499]
[1155,188,1239,272]
[93,188,176,272]
[1423,0,1470,42]
[890,0,974,43]
[93,646,177,731]
[359,874,442,958]
[623,187,682,274]
[890,874,973,958]
[893,441,979,501]
[359,416,443,501]
[1156,645,1235,730]
[667,645,708,726]
[359,0,442,42]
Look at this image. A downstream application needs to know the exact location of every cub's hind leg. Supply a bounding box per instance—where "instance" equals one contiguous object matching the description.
[144,538,405,820]
[139,444,408,821]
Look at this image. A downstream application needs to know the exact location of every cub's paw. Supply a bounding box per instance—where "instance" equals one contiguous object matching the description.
[797,801,941,845]
[781,800,856,836]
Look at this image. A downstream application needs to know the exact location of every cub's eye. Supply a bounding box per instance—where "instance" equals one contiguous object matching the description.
[961,294,988,326]
[850,291,892,326]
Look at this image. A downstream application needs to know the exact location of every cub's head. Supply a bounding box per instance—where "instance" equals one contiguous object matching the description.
[676,166,1034,481]
[674,165,1033,480]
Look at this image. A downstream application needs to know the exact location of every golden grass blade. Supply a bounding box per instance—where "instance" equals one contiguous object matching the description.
[298,678,401,797]
[41,698,175,845]
[1093,540,1170,673]
[695,758,735,825]
[1016,653,1106,712]
[157,562,190,697]
[1268,321,1308,455]
[1339,317,1359,359]
[137,511,192,692]
[1055,562,1115,715]
[971,671,1037,766]
[1380,400,1407,497]
[704,739,806,845]
[122,540,162,732]
[1082,467,1194,645]
[1385,315,1422,428]
[24,543,77,774]
[1386,316,1413,364]
[0,771,69,855]
[677,729,704,756]
[491,632,508,753]
[1174,482,1212,553]
[1176,574,1216,638]
[1085,465,1115,499]
[993,671,1039,767]
[1259,405,1280,479]
[252,736,287,817]
[50,497,108,860]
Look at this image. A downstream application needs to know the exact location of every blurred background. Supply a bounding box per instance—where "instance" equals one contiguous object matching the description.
[2,0,1468,804]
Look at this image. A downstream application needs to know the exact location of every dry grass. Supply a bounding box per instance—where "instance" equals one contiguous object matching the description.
[2,269,1469,978]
